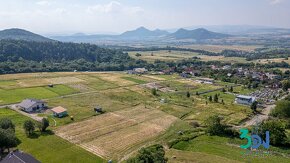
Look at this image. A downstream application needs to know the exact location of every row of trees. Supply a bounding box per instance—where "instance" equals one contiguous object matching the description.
[23,118,49,137]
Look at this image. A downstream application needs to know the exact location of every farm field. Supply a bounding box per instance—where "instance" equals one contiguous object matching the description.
[0,108,104,163]
[55,104,177,160]
[1,72,289,162]
[128,50,199,63]
[128,50,249,63]
[128,50,289,65]
[177,44,260,52]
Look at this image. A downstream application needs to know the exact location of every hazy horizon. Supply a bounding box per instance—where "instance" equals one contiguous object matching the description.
[1,0,290,35]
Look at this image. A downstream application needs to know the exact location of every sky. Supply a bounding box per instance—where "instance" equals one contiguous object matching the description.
[0,0,290,35]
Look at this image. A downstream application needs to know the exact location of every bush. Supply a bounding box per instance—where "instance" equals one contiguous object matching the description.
[260,120,287,146]
[151,88,157,96]
[127,144,167,163]
[189,121,200,128]
[205,115,226,136]
[271,100,290,118]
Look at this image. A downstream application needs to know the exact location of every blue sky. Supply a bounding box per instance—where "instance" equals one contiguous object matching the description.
[0,0,289,34]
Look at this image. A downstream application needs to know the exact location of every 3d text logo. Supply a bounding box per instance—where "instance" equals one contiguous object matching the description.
[240,129,270,149]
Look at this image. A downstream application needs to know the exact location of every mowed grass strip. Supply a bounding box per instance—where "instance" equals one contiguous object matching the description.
[0,87,59,105]
[166,149,242,163]
[46,84,79,96]
[0,108,104,163]
[121,77,147,84]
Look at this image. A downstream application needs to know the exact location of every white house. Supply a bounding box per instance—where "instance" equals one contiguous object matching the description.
[18,99,47,113]
[235,95,256,105]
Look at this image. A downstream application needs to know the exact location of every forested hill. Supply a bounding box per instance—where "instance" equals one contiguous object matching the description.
[0,28,53,42]
[0,40,147,74]
[0,40,130,62]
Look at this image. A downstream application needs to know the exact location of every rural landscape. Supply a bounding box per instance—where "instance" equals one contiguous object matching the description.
[1,0,290,163]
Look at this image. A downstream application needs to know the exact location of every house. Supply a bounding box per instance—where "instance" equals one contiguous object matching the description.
[17,99,47,113]
[235,95,256,105]
[51,106,68,118]
[0,150,40,163]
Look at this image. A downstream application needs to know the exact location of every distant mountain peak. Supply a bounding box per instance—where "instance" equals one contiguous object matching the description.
[170,28,230,40]
[120,27,169,38]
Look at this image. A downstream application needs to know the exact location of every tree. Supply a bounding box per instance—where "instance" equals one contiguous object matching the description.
[214,94,219,103]
[196,91,199,96]
[209,96,212,102]
[251,101,258,113]
[151,88,157,96]
[221,99,225,105]
[221,88,226,92]
[271,100,290,118]
[0,118,19,154]
[260,120,287,146]
[186,91,190,98]
[205,115,226,136]
[23,120,35,136]
[229,86,233,92]
[37,118,49,133]
[282,80,290,91]
[0,118,15,132]
[127,144,167,163]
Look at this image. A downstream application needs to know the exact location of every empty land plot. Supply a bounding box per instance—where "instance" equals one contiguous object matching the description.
[128,50,199,63]
[76,75,118,90]
[0,87,59,105]
[95,73,136,86]
[253,57,290,64]
[55,105,177,160]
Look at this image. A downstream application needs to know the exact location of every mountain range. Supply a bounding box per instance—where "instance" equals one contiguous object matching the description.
[1,25,290,44]
[50,27,231,43]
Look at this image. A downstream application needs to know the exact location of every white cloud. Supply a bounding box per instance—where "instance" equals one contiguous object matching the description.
[36,1,51,6]
[269,0,284,5]
[86,1,143,14]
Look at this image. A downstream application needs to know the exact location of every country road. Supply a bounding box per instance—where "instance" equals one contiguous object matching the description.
[236,94,288,128]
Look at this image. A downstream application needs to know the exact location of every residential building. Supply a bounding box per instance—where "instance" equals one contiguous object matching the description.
[235,95,256,105]
[17,99,46,113]
[0,150,40,163]
[51,106,68,118]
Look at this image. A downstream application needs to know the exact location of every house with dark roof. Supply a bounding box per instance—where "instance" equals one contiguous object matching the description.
[17,99,47,113]
[0,150,40,163]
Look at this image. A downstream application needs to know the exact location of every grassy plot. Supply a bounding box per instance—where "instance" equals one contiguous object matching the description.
[46,84,79,96]
[0,87,59,105]
[166,149,242,163]
[121,76,147,84]
[0,108,104,163]
[46,89,145,126]
[0,80,18,89]
[172,135,290,163]
[77,75,119,90]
